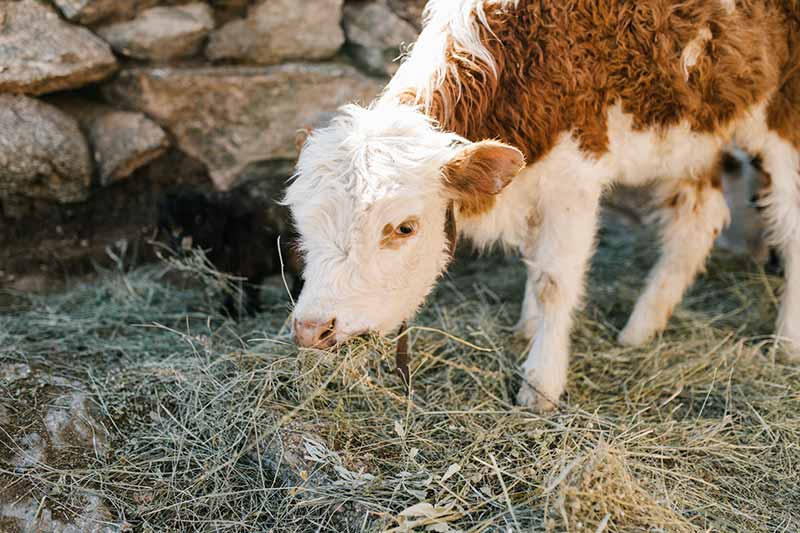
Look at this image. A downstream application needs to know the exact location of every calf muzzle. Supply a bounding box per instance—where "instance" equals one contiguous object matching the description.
[294,318,337,349]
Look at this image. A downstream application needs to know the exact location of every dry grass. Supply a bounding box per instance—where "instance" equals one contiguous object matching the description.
[1,217,799,532]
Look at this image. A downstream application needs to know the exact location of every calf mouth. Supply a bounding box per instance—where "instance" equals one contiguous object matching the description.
[293,322,411,388]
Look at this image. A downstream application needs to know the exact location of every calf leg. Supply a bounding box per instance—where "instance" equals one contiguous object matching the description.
[619,173,730,346]
[757,135,800,359]
[517,176,603,411]
[515,213,545,339]
[514,270,543,339]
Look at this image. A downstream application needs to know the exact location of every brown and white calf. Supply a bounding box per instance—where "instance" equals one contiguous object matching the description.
[286,0,800,410]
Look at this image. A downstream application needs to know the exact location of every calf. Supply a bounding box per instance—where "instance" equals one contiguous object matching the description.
[286,0,800,410]
[158,191,303,317]
[717,149,770,262]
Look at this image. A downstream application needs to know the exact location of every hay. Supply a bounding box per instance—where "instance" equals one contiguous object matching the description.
[1,218,799,532]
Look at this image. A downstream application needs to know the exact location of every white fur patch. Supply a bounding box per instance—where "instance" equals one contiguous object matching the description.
[605,103,726,185]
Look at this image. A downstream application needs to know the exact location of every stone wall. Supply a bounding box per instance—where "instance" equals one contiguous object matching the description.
[0,0,767,290]
[0,0,425,289]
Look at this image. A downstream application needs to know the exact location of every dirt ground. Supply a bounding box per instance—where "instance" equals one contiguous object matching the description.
[1,210,798,532]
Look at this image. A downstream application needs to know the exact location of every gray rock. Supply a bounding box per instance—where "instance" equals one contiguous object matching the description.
[49,97,170,186]
[89,111,170,186]
[343,0,418,76]
[97,3,215,62]
[206,0,345,65]
[104,63,382,190]
[0,0,117,95]
[12,432,46,470]
[387,0,427,30]
[0,367,116,532]
[0,494,117,533]
[44,391,108,452]
[52,0,160,25]
[0,95,92,203]
[0,363,32,382]
[211,0,251,26]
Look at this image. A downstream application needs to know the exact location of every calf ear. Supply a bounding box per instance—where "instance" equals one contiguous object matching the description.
[295,112,337,153]
[295,127,313,153]
[442,140,525,215]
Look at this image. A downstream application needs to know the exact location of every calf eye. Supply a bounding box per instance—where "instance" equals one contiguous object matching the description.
[394,219,419,238]
[380,218,419,249]
[395,220,418,237]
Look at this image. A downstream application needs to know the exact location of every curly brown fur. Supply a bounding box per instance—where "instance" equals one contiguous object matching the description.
[397,0,796,166]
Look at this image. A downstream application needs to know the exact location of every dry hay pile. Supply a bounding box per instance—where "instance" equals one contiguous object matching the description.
[1,219,799,532]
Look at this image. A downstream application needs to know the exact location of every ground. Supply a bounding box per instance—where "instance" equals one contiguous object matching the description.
[1,212,798,532]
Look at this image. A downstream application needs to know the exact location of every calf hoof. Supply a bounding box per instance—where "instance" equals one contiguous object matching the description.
[516,374,559,412]
[782,348,800,363]
[512,317,538,341]
[777,327,800,362]
[617,321,655,347]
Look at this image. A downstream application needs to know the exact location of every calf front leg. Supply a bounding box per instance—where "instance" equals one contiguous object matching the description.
[514,269,543,339]
[618,173,730,346]
[515,216,543,339]
[758,133,800,360]
[517,177,603,411]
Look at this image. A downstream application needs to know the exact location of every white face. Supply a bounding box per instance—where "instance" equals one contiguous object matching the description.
[285,104,524,347]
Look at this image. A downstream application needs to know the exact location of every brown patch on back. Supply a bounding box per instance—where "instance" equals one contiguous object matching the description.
[396,1,787,166]
[766,3,800,149]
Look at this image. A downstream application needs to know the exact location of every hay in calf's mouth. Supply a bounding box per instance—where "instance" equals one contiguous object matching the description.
[1,219,799,532]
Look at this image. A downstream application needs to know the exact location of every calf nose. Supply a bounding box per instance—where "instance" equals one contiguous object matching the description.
[294,317,337,348]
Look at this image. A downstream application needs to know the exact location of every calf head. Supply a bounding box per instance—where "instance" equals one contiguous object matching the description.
[285,103,524,348]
